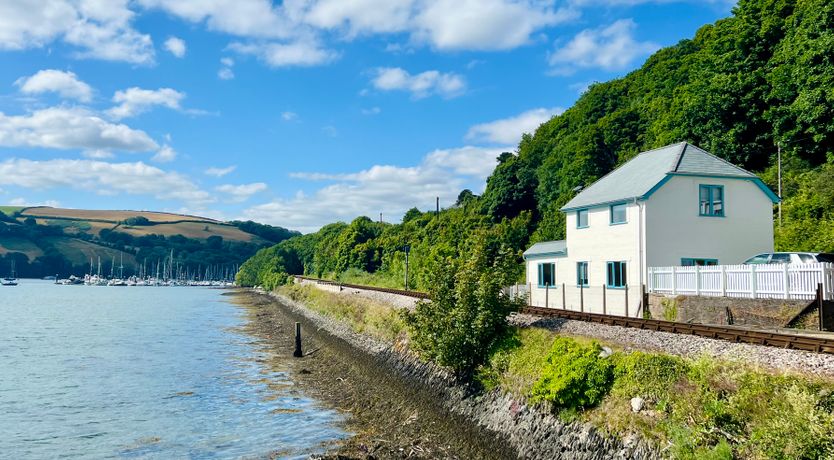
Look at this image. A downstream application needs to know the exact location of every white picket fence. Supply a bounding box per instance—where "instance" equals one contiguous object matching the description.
[648,262,834,301]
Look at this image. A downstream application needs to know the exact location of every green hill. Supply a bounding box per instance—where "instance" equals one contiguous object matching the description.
[237,0,834,292]
[0,207,299,278]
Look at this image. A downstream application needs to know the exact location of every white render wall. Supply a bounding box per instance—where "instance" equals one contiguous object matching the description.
[644,175,774,268]
[525,203,645,316]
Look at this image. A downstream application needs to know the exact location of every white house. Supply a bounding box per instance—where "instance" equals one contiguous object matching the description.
[524,142,779,316]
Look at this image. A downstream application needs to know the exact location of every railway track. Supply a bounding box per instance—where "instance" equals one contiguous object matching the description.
[293,275,834,355]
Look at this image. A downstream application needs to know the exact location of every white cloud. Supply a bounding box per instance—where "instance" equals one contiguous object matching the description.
[0,0,154,64]
[215,182,268,202]
[228,39,339,67]
[205,165,237,177]
[361,106,381,115]
[548,19,659,74]
[8,197,60,207]
[371,67,466,99]
[107,87,185,119]
[0,107,158,152]
[244,145,503,232]
[152,144,177,163]
[292,0,413,36]
[164,36,186,57]
[15,69,93,102]
[281,111,298,121]
[218,57,235,79]
[0,158,213,204]
[218,67,235,80]
[466,107,564,144]
[412,0,577,50]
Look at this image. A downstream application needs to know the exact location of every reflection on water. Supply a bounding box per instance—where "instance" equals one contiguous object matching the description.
[0,280,346,459]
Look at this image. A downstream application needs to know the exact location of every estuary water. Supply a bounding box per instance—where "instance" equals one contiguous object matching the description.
[0,280,347,459]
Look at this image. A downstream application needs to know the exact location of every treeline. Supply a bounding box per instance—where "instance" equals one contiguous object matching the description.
[237,0,834,289]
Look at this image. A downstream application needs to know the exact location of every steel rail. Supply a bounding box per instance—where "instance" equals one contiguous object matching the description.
[293,275,834,355]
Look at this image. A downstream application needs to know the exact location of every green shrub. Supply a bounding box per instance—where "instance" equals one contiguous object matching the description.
[612,352,689,403]
[402,237,523,376]
[530,337,613,409]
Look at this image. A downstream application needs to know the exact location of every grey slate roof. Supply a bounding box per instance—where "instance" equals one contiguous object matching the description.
[523,240,567,259]
[561,142,764,211]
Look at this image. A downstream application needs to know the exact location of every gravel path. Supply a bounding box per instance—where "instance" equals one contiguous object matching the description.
[298,279,421,310]
[511,313,834,378]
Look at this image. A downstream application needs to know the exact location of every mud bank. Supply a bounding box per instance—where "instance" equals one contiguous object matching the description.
[235,289,660,459]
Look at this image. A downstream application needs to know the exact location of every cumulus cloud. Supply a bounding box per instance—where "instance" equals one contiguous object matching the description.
[548,19,659,74]
[243,145,503,232]
[0,107,158,153]
[371,67,465,99]
[15,69,93,102]
[218,56,235,79]
[0,158,213,204]
[215,182,268,202]
[228,39,339,67]
[164,36,186,57]
[281,111,298,121]
[412,0,577,50]
[466,107,564,144]
[0,0,154,64]
[107,87,185,119]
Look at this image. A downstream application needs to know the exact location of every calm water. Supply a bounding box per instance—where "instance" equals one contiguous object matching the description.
[0,280,346,459]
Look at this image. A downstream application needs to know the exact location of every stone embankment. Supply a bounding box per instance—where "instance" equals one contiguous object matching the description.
[269,287,661,460]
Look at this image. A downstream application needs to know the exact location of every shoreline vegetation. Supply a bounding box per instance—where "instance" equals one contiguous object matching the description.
[274,283,834,459]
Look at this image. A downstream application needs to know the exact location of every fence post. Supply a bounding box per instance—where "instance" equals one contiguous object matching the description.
[545,284,549,309]
[602,284,607,315]
[750,265,758,299]
[695,265,701,296]
[671,266,677,295]
[720,265,727,297]
[818,283,824,332]
[562,283,566,309]
[648,267,653,292]
[528,282,532,306]
[580,283,584,313]
[783,264,790,300]
[625,284,629,317]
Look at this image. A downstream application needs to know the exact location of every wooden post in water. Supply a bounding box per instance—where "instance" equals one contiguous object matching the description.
[293,322,303,357]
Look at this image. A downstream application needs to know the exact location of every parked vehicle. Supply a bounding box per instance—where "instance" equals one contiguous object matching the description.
[742,252,834,264]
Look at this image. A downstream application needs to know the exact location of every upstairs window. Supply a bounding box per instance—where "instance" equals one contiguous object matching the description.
[576,209,589,228]
[606,261,627,288]
[538,262,555,287]
[576,262,589,287]
[699,185,724,217]
[610,203,627,224]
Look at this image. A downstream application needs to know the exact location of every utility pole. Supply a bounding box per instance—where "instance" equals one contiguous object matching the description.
[436,197,439,214]
[777,141,782,227]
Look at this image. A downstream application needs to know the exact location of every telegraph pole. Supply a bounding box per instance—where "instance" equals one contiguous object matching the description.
[777,141,782,227]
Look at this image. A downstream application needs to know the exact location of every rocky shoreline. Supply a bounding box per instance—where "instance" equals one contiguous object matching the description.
[235,288,661,459]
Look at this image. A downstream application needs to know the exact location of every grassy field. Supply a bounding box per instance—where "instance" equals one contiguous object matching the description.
[20,207,222,223]
[0,206,24,215]
[116,221,261,242]
[44,237,137,267]
[0,236,44,259]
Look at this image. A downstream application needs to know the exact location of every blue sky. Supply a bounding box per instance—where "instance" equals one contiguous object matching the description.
[0,0,733,232]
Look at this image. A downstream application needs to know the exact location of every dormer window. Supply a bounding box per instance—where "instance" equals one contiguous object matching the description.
[699,185,724,217]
